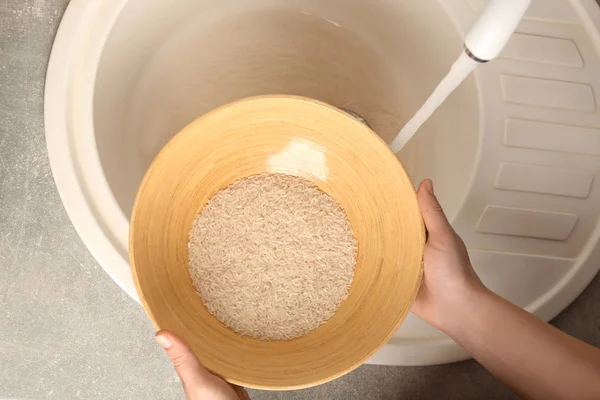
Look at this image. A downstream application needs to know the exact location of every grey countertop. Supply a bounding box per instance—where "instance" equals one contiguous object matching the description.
[1,1,599,399]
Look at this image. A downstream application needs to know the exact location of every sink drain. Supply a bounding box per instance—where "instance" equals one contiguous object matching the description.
[339,107,371,129]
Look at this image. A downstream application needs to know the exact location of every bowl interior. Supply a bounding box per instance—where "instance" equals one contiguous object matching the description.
[130,96,425,389]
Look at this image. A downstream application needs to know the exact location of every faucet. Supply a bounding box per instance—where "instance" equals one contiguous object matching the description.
[388,0,532,153]
[464,0,532,63]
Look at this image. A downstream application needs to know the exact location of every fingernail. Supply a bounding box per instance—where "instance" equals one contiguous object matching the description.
[155,334,172,349]
[425,179,434,194]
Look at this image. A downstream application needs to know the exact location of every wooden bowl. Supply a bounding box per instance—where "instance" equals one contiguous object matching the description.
[130,95,425,390]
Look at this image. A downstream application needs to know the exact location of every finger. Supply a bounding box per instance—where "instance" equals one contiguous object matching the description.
[155,330,212,388]
[417,180,453,236]
[234,385,252,400]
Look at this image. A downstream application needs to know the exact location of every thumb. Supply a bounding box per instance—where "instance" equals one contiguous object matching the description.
[417,180,452,236]
[155,329,212,388]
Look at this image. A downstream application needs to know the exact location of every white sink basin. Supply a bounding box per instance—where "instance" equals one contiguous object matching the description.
[45,0,600,365]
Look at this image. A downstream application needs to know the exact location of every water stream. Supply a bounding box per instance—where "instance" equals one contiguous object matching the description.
[389,51,479,153]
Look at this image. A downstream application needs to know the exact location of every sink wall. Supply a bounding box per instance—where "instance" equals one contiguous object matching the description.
[93,0,480,221]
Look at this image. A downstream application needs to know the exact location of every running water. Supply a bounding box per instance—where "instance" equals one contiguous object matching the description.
[389,51,480,153]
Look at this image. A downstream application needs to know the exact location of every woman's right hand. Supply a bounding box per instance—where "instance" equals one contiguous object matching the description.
[412,179,600,400]
[411,179,487,334]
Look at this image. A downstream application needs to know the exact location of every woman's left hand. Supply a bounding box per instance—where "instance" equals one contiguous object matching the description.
[155,330,251,400]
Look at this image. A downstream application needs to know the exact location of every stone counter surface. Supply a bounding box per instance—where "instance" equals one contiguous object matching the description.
[1,1,599,399]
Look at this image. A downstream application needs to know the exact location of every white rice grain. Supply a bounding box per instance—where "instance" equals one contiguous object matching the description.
[188,173,357,340]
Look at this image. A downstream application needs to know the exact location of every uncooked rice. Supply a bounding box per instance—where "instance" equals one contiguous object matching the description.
[188,173,357,340]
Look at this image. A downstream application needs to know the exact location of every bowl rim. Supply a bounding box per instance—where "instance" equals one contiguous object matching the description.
[129,94,425,389]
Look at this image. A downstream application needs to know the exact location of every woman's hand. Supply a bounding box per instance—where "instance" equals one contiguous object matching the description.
[155,330,250,400]
[411,180,600,400]
[411,179,486,333]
